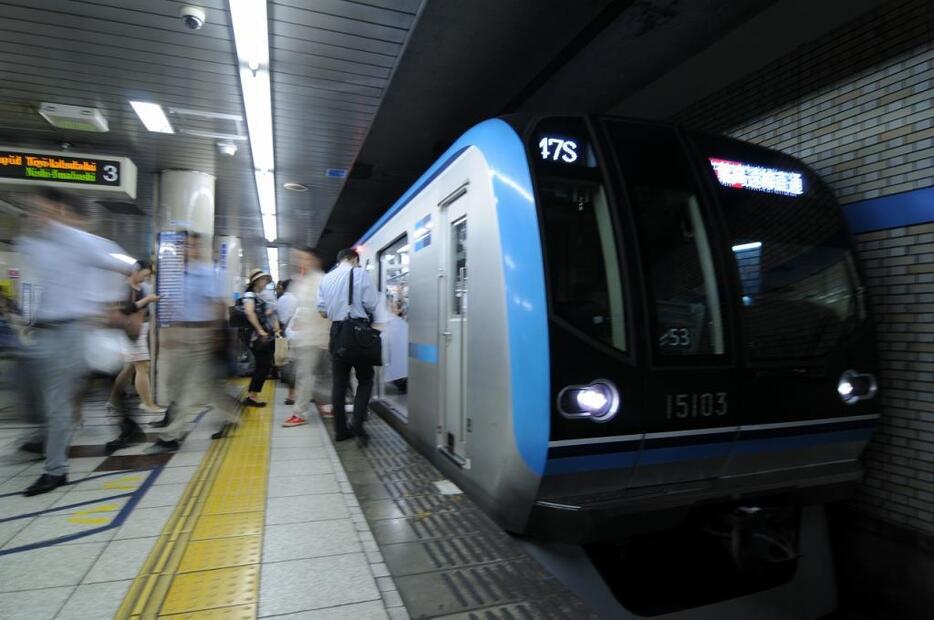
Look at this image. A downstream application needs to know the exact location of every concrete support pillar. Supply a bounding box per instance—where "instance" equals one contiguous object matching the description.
[154,170,215,405]
[158,170,215,240]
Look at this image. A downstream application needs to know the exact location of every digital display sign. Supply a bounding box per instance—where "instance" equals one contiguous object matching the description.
[538,136,580,164]
[0,147,137,198]
[709,158,804,196]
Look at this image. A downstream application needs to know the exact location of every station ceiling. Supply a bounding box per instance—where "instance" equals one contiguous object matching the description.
[0,0,891,268]
[0,0,421,266]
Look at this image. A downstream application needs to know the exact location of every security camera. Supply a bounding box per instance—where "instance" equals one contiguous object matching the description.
[179,6,206,30]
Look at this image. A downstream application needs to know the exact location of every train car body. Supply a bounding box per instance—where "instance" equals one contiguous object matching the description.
[356,115,879,544]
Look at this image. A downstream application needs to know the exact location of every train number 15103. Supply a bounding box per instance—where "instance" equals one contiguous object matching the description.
[665,392,728,419]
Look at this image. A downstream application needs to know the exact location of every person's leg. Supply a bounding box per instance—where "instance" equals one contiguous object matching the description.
[331,355,352,439]
[285,359,297,403]
[109,363,134,407]
[350,362,374,436]
[133,360,162,411]
[247,340,272,402]
[294,348,312,416]
[27,324,84,493]
[315,349,333,414]
[155,328,195,445]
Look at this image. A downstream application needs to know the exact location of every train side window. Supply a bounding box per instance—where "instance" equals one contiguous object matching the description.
[608,122,725,358]
[378,236,409,402]
[540,179,626,351]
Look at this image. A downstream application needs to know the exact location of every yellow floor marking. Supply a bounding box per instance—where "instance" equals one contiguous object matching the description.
[159,603,256,619]
[103,475,142,490]
[177,535,262,574]
[191,512,264,541]
[68,502,120,525]
[159,565,260,615]
[117,380,273,619]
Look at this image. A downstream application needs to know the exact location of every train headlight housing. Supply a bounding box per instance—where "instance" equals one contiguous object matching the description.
[837,370,878,405]
[557,380,620,422]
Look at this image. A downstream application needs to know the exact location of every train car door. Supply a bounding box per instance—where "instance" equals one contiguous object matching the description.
[438,181,470,464]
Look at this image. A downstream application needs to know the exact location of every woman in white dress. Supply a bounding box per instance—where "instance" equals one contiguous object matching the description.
[108,260,162,413]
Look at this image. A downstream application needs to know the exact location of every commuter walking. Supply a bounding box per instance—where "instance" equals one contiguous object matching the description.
[19,189,134,495]
[275,279,299,405]
[243,269,280,407]
[282,247,331,427]
[149,233,238,452]
[108,261,165,402]
[317,248,377,442]
[106,260,163,451]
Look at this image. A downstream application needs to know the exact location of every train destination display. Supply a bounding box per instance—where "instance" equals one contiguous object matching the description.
[0,147,137,198]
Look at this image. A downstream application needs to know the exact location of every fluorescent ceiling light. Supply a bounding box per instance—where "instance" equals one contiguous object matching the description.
[229,0,277,245]
[229,0,269,71]
[129,101,174,134]
[239,68,274,171]
[266,247,279,283]
[262,213,277,242]
[255,170,276,215]
[732,241,763,252]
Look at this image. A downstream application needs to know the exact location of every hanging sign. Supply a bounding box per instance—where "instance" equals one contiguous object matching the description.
[0,146,137,199]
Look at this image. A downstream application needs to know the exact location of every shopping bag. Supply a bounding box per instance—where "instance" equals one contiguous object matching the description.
[274,335,289,367]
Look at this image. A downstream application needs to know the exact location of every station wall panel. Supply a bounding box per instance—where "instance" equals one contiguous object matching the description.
[674,0,934,539]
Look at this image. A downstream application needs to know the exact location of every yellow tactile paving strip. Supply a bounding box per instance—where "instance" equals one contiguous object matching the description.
[117,381,274,619]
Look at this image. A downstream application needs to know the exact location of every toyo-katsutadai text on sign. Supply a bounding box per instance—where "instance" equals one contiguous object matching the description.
[0,147,137,198]
[0,151,122,186]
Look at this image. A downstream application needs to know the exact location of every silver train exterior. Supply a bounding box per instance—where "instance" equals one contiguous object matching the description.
[356,115,879,543]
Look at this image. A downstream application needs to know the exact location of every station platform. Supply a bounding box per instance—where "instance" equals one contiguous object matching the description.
[0,383,594,619]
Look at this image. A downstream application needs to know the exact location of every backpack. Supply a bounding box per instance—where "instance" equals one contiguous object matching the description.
[228,293,267,330]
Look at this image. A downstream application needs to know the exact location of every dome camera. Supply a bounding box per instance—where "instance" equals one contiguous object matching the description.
[179,6,206,30]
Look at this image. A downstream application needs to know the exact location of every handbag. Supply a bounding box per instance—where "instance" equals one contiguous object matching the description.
[274,335,289,367]
[332,268,382,366]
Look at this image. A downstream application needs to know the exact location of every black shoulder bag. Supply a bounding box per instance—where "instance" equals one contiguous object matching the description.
[333,268,382,366]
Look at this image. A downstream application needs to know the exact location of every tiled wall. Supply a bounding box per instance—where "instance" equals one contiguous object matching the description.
[675,0,934,536]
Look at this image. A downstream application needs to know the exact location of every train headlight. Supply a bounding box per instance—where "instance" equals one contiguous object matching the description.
[558,379,620,422]
[837,370,878,405]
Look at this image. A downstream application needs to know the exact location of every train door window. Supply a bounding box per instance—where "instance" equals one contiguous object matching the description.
[378,236,409,412]
[539,179,626,351]
[607,122,725,358]
[451,219,467,315]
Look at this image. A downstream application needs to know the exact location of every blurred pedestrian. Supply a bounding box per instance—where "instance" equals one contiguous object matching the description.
[317,248,377,442]
[242,269,279,407]
[105,260,163,452]
[19,188,133,495]
[149,232,238,453]
[282,247,331,427]
[276,278,299,405]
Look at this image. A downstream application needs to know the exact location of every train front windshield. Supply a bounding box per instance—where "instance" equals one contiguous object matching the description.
[691,133,865,361]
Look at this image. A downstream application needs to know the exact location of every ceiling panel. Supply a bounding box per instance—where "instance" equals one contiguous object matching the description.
[269,0,423,252]
[0,0,426,275]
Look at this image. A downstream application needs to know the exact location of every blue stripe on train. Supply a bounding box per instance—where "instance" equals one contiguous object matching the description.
[544,428,874,475]
[408,342,439,364]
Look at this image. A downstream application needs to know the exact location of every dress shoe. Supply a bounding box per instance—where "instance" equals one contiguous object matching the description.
[335,433,354,442]
[105,437,129,454]
[148,438,180,453]
[24,473,67,496]
[211,422,238,440]
[20,441,44,455]
[243,398,267,407]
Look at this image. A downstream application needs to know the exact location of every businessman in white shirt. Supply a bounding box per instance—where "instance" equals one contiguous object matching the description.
[317,248,377,442]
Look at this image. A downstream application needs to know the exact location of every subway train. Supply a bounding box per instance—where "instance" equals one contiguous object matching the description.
[357,114,879,547]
